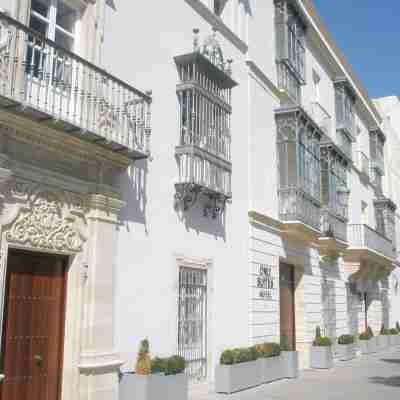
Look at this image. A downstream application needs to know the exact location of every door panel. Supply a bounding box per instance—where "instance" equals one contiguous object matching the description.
[0,250,67,400]
[280,263,296,350]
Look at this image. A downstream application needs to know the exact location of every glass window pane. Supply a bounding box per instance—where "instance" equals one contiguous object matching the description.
[31,0,50,18]
[55,29,73,51]
[56,1,76,34]
[29,15,48,36]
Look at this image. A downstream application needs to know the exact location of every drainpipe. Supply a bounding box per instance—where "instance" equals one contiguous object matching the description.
[364,292,368,331]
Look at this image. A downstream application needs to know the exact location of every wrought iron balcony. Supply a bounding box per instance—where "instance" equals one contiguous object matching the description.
[346,224,396,265]
[0,12,151,160]
[356,151,370,179]
[278,187,321,233]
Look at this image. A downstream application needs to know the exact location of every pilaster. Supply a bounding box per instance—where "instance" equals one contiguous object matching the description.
[79,193,125,400]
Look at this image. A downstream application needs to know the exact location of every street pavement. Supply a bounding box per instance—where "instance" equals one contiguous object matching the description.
[191,347,400,399]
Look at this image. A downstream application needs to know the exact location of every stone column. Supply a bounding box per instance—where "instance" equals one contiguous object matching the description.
[78,193,125,400]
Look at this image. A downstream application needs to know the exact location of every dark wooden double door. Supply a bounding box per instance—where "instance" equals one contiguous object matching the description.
[0,250,67,400]
[280,263,296,351]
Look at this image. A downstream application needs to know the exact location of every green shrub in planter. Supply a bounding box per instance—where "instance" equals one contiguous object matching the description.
[338,334,355,345]
[312,326,332,346]
[220,346,259,365]
[255,343,281,358]
[359,331,372,340]
[379,324,390,335]
[150,356,185,375]
[396,321,400,333]
[389,328,398,335]
[313,336,332,346]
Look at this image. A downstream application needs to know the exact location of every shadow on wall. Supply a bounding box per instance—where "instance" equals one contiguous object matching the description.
[118,160,148,230]
[369,376,400,387]
[177,193,227,241]
[380,358,400,364]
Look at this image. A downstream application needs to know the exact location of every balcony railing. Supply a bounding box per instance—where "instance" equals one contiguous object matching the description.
[305,101,332,137]
[356,151,370,178]
[278,187,321,231]
[348,224,395,260]
[321,208,347,242]
[0,12,151,159]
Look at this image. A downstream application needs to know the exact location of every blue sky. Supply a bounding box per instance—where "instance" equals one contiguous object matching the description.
[312,1,400,99]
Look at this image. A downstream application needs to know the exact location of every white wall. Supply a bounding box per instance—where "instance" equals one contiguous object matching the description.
[102,0,252,376]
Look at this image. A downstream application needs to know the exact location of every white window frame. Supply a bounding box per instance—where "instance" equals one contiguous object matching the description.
[30,0,77,51]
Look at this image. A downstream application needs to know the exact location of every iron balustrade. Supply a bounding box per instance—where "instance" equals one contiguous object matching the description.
[348,224,395,260]
[321,207,347,242]
[278,187,321,231]
[176,151,231,197]
[0,12,151,159]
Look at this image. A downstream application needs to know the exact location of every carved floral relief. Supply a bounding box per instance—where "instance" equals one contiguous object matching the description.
[2,180,86,253]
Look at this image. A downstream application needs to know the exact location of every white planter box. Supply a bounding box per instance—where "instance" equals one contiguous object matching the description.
[377,335,389,351]
[119,372,188,400]
[215,360,261,394]
[389,335,399,346]
[281,351,299,379]
[258,355,284,383]
[359,338,377,354]
[337,344,356,361]
[310,346,333,369]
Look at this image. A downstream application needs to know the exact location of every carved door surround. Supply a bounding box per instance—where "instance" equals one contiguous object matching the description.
[0,169,125,400]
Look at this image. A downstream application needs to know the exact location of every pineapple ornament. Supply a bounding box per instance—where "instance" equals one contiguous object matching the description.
[135,338,152,375]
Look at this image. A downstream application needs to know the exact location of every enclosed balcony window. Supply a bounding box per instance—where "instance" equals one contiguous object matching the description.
[275,0,306,104]
[374,198,396,250]
[320,144,349,241]
[174,29,237,218]
[276,107,322,230]
[370,128,385,175]
[334,79,356,145]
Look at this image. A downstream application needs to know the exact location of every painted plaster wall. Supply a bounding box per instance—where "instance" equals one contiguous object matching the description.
[102,0,252,376]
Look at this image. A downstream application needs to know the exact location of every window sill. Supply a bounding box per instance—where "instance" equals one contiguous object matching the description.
[185,0,248,54]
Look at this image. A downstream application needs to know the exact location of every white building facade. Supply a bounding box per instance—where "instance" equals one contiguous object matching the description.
[0,1,399,400]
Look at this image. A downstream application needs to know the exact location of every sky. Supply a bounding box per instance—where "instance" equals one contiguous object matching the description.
[312,1,400,99]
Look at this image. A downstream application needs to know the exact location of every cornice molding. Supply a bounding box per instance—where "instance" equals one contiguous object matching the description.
[0,110,131,169]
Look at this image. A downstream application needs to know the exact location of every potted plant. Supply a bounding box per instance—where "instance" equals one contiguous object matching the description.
[215,346,261,394]
[377,324,390,350]
[255,342,284,383]
[359,326,376,354]
[337,334,356,361]
[119,339,188,400]
[280,334,298,379]
[310,326,333,369]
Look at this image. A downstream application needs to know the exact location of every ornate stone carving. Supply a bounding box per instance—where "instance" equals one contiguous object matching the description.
[6,190,84,252]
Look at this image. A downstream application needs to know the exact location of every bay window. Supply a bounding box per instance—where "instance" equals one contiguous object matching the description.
[320,143,349,241]
[276,107,322,230]
[334,79,356,161]
[275,0,306,104]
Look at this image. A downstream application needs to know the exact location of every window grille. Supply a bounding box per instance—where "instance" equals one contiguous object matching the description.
[174,29,237,217]
[178,267,207,382]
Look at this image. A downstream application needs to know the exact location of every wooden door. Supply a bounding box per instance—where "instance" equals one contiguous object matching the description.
[280,263,296,350]
[0,250,67,400]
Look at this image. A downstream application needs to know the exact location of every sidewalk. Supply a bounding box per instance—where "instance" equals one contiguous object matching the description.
[191,347,400,400]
